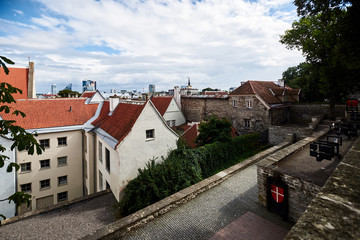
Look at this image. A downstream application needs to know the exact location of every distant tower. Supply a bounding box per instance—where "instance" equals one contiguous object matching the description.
[187,77,192,88]
[110,88,116,93]
[51,84,57,95]
[64,83,72,91]
[149,84,155,93]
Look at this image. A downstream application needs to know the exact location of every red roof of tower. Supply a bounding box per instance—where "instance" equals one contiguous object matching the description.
[0,67,29,100]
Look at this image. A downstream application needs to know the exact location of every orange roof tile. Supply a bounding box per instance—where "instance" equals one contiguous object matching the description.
[81,91,96,98]
[151,96,173,116]
[92,101,146,147]
[0,67,28,100]
[229,81,300,105]
[0,98,99,129]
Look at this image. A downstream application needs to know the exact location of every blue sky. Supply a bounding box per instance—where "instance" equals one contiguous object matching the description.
[0,0,303,93]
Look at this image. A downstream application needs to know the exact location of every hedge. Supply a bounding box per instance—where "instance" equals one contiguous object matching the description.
[115,132,260,217]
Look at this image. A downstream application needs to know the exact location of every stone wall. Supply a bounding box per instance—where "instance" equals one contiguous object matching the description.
[257,129,328,222]
[181,96,229,122]
[268,126,312,145]
[285,137,360,239]
[290,104,346,123]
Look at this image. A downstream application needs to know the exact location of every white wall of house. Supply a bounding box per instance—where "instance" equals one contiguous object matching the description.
[0,137,16,218]
[162,98,186,127]
[114,102,178,200]
[17,130,84,213]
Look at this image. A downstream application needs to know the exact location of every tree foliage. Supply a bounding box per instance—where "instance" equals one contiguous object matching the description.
[195,116,232,146]
[116,133,261,217]
[280,0,360,118]
[0,56,44,225]
[58,89,80,97]
[201,87,220,93]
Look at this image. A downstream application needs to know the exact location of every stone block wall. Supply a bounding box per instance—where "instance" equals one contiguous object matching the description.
[268,126,312,145]
[290,104,346,123]
[257,166,321,222]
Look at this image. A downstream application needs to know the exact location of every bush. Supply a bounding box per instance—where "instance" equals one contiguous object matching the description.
[116,132,260,217]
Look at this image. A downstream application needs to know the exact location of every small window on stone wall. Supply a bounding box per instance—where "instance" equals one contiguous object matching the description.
[244,119,251,128]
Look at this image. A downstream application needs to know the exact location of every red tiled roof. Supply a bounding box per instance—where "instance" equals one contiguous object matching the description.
[92,101,146,147]
[229,81,300,105]
[0,67,28,100]
[151,96,173,116]
[181,124,199,149]
[0,99,99,129]
[81,91,96,98]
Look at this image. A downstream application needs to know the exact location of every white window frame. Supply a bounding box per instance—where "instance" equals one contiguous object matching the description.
[20,162,31,172]
[245,99,253,109]
[57,156,67,166]
[232,100,237,108]
[57,137,67,146]
[40,179,50,190]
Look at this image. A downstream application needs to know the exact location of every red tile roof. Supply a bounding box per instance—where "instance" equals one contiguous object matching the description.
[229,81,300,105]
[151,96,173,116]
[0,67,28,100]
[81,91,96,98]
[92,101,146,147]
[0,98,99,129]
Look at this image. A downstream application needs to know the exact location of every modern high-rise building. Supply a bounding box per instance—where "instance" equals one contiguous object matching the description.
[51,84,57,95]
[82,80,96,92]
[64,83,72,91]
[149,84,155,93]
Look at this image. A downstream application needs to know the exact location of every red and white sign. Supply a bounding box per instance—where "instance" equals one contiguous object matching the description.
[271,184,284,203]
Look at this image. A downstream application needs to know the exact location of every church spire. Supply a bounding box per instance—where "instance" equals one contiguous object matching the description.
[187,77,192,88]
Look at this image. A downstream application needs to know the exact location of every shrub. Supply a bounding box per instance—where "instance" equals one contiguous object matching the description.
[116,132,260,217]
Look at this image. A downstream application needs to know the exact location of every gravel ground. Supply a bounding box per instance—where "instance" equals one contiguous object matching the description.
[122,164,293,240]
[0,193,117,240]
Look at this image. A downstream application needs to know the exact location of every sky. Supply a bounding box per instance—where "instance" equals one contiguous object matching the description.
[0,0,304,94]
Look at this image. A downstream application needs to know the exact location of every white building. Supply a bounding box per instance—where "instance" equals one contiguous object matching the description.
[151,96,186,127]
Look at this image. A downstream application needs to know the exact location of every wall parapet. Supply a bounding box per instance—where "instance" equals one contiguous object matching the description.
[81,141,291,240]
[285,136,360,239]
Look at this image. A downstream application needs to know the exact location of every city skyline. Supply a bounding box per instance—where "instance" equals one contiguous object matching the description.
[0,0,304,93]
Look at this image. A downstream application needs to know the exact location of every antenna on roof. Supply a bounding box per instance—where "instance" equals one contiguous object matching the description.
[69,106,72,112]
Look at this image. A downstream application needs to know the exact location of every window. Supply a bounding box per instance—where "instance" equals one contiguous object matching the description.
[40,139,50,148]
[57,137,67,146]
[245,99,253,109]
[40,179,50,189]
[244,119,251,128]
[99,141,103,163]
[20,162,31,172]
[232,100,237,107]
[166,120,176,127]
[146,129,155,139]
[57,191,68,202]
[105,148,110,172]
[58,176,67,185]
[99,171,103,191]
[21,183,31,192]
[57,156,67,166]
[40,159,50,169]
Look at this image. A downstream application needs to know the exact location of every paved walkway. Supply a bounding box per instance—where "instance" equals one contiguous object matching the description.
[0,193,117,240]
[122,164,293,240]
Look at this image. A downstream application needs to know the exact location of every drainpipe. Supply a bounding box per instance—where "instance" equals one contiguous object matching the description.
[93,132,97,193]
[81,130,85,196]
[14,149,18,216]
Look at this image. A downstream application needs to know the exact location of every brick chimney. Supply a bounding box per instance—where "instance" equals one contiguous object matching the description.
[27,62,36,98]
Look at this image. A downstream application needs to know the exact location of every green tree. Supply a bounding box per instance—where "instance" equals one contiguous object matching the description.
[195,116,232,146]
[58,89,80,98]
[201,87,220,93]
[280,1,360,118]
[0,56,44,225]
[282,62,325,102]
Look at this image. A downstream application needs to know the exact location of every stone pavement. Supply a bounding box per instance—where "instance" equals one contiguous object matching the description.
[121,164,293,240]
[0,192,117,240]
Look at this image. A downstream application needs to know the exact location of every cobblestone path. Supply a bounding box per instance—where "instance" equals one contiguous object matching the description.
[122,164,293,240]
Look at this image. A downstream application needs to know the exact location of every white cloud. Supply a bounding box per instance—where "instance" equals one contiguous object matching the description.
[1,0,303,93]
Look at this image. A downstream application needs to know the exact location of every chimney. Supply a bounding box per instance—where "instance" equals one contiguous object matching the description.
[27,62,36,98]
[109,95,119,112]
[277,79,285,87]
[174,86,181,108]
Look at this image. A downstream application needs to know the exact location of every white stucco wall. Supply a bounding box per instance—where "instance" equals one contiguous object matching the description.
[17,130,84,213]
[0,137,16,218]
[114,102,178,200]
[163,98,186,126]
